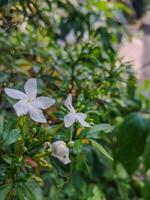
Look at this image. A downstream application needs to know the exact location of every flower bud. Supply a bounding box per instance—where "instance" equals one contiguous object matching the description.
[51,141,71,165]
[32,128,37,133]
[67,140,75,147]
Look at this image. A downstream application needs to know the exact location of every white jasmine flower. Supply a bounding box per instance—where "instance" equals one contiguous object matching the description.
[51,141,71,165]
[64,94,90,128]
[4,78,55,123]
[65,30,76,45]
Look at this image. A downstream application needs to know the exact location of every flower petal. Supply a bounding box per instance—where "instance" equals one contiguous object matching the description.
[24,78,37,100]
[53,154,71,165]
[52,141,71,165]
[29,106,47,123]
[64,94,75,112]
[64,112,76,128]
[5,88,27,100]
[75,113,91,127]
[32,96,56,110]
[13,100,29,116]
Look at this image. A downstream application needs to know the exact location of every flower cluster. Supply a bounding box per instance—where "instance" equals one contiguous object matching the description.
[5,78,90,164]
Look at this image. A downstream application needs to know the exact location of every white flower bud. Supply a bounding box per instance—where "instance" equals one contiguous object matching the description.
[51,141,71,165]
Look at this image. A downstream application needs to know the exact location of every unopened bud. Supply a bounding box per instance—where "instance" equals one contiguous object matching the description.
[67,140,74,147]
[32,128,37,133]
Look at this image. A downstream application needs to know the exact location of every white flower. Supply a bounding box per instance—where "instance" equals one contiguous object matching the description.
[51,141,71,165]
[4,78,55,123]
[65,30,76,45]
[64,94,90,128]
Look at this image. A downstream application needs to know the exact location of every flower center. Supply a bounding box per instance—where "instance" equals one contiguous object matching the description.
[27,98,33,104]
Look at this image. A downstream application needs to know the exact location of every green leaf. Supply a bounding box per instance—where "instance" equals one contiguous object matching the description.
[143,133,150,171]
[73,139,83,154]
[1,155,12,164]
[85,123,114,139]
[16,183,32,200]
[0,184,12,200]
[4,129,21,146]
[116,113,150,173]
[27,181,43,200]
[91,185,106,200]
[90,139,113,161]
[142,180,150,200]
[16,181,43,200]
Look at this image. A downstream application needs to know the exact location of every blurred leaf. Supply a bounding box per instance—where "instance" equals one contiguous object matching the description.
[0,72,10,82]
[4,129,21,146]
[83,123,114,139]
[143,133,150,171]
[0,184,12,200]
[116,113,150,173]
[142,181,150,200]
[90,185,106,200]
[16,181,43,200]
[73,139,83,154]
[90,139,113,161]
[1,155,12,164]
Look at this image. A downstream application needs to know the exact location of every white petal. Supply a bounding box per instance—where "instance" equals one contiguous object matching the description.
[24,78,37,100]
[75,113,91,127]
[29,106,47,123]
[5,88,27,100]
[64,94,75,112]
[65,30,76,44]
[52,141,71,165]
[64,112,76,128]
[13,100,29,116]
[32,96,55,110]
[54,155,71,164]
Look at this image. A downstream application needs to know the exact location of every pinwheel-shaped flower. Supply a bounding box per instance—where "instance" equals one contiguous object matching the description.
[64,94,90,128]
[5,78,55,123]
[51,141,71,165]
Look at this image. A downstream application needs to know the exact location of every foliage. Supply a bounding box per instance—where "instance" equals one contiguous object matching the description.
[0,0,150,200]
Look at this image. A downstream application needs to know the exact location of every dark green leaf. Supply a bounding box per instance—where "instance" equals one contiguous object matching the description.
[115,113,150,173]
[143,133,150,171]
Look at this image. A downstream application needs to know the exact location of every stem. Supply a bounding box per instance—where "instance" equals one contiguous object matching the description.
[70,126,74,141]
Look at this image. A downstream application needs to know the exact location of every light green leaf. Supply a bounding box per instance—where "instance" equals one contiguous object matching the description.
[86,124,114,139]
[90,139,113,161]
[0,184,12,200]
[73,139,83,154]
[90,185,106,200]
[4,129,21,146]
